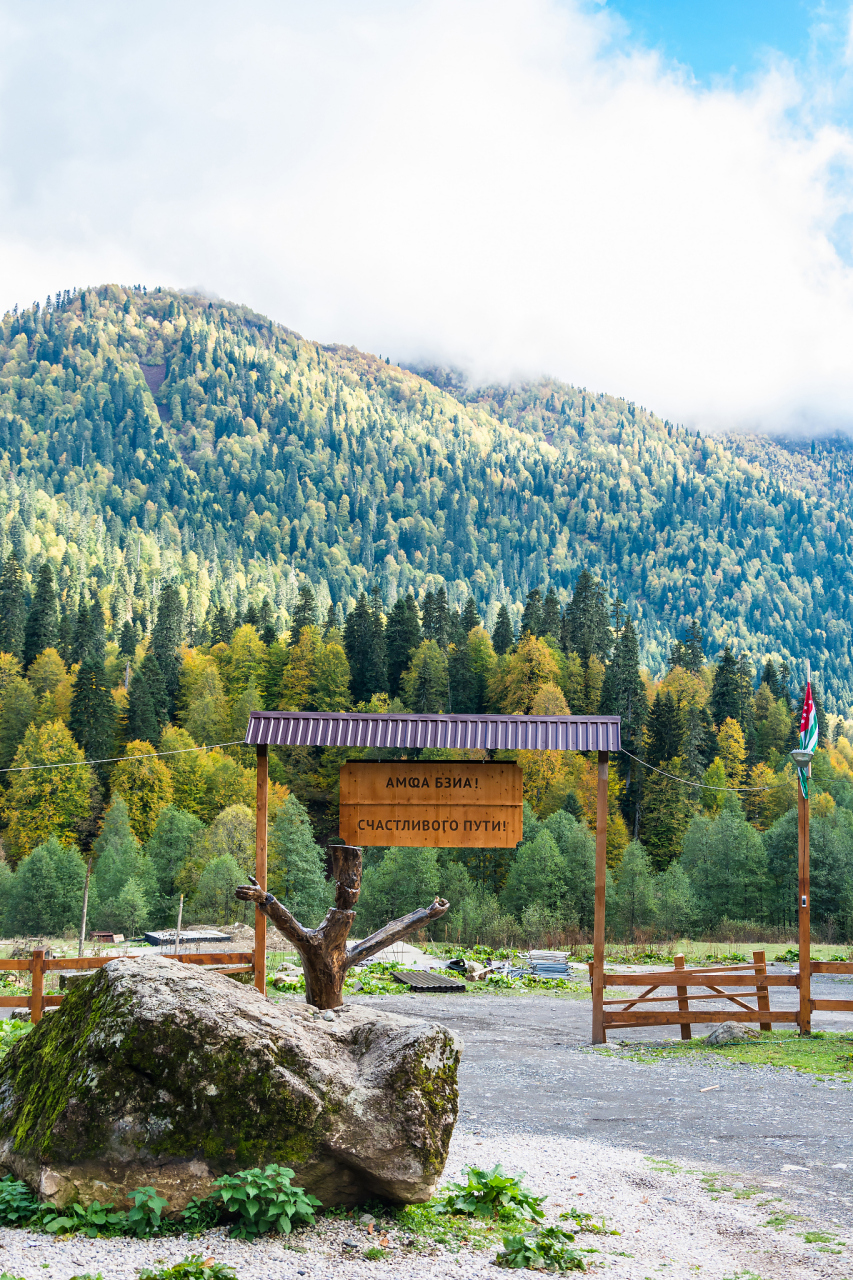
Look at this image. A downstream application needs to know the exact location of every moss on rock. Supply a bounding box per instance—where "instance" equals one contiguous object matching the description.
[0,955,460,1209]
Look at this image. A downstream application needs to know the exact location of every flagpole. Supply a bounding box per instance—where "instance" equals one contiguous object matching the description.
[798,659,811,1036]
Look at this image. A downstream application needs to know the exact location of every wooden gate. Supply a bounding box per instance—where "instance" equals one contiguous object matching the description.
[590,951,799,1042]
[1,949,255,1023]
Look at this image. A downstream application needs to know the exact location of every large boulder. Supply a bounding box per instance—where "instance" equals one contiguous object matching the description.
[0,954,460,1210]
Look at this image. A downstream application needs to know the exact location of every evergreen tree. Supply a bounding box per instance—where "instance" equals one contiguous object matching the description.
[57,607,75,666]
[145,804,205,904]
[401,640,448,712]
[210,605,232,646]
[0,555,25,658]
[119,620,136,660]
[520,588,543,636]
[267,793,332,926]
[23,561,58,667]
[366,585,388,697]
[710,645,740,727]
[72,599,94,665]
[613,840,657,938]
[492,604,513,656]
[243,601,260,630]
[461,597,480,633]
[600,614,647,834]
[343,592,374,704]
[434,585,450,649]
[322,602,339,642]
[289,584,318,644]
[541,588,560,640]
[684,619,705,675]
[259,596,277,645]
[420,590,437,641]
[566,569,611,666]
[448,640,476,712]
[151,583,184,712]
[386,593,422,697]
[126,667,159,744]
[69,658,116,766]
[3,835,87,937]
[645,691,681,767]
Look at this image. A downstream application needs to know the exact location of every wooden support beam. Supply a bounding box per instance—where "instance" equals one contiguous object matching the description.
[798,773,811,1035]
[254,745,269,996]
[754,949,772,1033]
[30,949,45,1024]
[591,749,608,1045]
[674,953,691,1040]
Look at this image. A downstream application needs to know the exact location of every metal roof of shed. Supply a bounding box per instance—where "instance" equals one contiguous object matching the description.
[245,711,620,752]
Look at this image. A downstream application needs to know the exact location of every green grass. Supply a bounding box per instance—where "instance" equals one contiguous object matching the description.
[599,1029,853,1078]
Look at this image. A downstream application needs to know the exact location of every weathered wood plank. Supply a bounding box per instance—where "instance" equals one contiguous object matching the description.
[603,1008,798,1026]
[603,971,797,987]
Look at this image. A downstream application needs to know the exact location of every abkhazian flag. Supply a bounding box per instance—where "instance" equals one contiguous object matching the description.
[799,680,818,798]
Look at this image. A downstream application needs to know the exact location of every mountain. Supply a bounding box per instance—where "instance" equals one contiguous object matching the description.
[2,284,852,710]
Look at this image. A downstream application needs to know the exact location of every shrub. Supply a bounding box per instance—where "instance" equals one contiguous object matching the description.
[138,1258,238,1280]
[0,1174,40,1227]
[127,1186,169,1237]
[212,1164,320,1238]
[495,1226,585,1271]
[40,1199,126,1236]
[434,1165,545,1222]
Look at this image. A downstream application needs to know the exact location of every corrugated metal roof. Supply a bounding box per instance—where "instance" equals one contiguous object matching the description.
[244,711,620,752]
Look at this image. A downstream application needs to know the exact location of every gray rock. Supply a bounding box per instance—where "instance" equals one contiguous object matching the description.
[704,1021,761,1045]
[0,954,461,1211]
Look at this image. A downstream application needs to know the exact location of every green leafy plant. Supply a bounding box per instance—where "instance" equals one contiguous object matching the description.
[559,1206,618,1235]
[0,1272,27,1280]
[68,1274,105,1280]
[435,1165,545,1222]
[363,1245,387,1260]
[0,1174,41,1227]
[137,1257,238,1280]
[212,1164,320,1238]
[127,1186,170,1237]
[39,1199,126,1237]
[181,1196,222,1234]
[495,1226,585,1271]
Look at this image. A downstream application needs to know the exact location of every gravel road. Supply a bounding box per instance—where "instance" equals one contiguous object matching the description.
[357,968,853,1226]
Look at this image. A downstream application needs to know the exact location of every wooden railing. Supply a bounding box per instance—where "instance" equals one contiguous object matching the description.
[0,949,255,1023]
[589,950,799,1042]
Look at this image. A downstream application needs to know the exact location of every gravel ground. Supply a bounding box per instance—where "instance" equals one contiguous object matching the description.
[1,1128,850,1279]
[3,977,852,1278]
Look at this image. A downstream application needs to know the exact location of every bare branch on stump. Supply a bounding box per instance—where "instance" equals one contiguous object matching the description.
[235,844,449,1010]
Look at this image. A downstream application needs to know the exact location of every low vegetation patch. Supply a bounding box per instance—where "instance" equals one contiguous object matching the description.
[0,1020,31,1059]
[495,1225,586,1272]
[434,1163,546,1222]
[600,1029,853,1078]
[138,1259,238,1280]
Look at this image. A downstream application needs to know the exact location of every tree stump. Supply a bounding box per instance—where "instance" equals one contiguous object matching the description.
[235,844,449,1009]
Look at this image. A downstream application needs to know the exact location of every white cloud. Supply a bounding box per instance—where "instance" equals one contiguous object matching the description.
[2,0,853,431]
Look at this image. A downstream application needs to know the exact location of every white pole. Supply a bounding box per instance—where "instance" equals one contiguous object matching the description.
[174,895,184,956]
[78,858,92,959]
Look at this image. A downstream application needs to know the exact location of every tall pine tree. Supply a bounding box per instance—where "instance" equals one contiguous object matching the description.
[492,604,514,655]
[386,593,422,697]
[23,562,58,667]
[0,555,25,659]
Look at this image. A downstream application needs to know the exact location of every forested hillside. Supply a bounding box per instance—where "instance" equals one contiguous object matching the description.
[1,284,852,710]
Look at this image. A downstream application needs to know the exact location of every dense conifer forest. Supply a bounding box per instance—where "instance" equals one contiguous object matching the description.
[3,282,853,948]
[2,283,853,709]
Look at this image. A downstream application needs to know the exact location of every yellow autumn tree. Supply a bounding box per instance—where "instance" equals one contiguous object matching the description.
[111,740,174,843]
[517,683,570,813]
[501,635,561,714]
[717,717,747,786]
[3,719,94,866]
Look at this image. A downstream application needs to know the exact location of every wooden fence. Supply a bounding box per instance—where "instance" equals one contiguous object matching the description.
[589,950,801,1042]
[0,948,255,1023]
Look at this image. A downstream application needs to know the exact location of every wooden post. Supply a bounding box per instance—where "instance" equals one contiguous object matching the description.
[30,949,45,1024]
[754,949,771,1033]
[674,952,691,1040]
[254,745,269,995]
[798,769,811,1035]
[592,750,608,1044]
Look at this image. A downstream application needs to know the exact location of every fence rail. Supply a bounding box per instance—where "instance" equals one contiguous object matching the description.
[0,948,255,1023]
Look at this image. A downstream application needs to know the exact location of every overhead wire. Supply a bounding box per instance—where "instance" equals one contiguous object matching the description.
[0,740,247,775]
[619,747,798,794]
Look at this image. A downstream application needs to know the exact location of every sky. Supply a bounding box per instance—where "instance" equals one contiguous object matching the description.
[4,1,853,433]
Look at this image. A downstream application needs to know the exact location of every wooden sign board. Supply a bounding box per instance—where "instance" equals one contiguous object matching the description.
[339,761,523,848]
